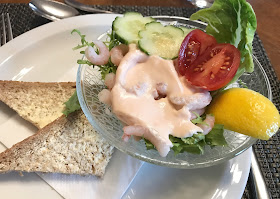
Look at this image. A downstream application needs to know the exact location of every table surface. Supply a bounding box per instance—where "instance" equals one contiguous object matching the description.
[2,0,280,80]
[0,1,279,198]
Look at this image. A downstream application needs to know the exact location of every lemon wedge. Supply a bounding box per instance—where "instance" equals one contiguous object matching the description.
[207,88,280,140]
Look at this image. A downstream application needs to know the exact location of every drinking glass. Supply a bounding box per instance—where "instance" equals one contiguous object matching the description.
[188,0,214,8]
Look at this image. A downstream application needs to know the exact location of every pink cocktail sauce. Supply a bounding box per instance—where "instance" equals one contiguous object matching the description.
[110,44,212,157]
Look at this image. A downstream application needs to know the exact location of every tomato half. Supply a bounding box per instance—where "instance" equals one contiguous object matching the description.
[184,44,240,91]
[178,29,217,75]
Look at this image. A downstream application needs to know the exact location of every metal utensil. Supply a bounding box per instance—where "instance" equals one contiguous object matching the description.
[29,0,80,21]
[1,13,13,46]
[251,149,271,199]
[64,0,114,14]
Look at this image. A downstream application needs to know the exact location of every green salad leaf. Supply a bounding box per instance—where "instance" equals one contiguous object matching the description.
[205,124,227,147]
[71,29,95,50]
[144,123,227,155]
[63,90,81,116]
[170,133,206,155]
[191,112,207,125]
[99,59,117,80]
[144,138,156,150]
[190,0,257,74]
[106,31,121,50]
[71,29,118,80]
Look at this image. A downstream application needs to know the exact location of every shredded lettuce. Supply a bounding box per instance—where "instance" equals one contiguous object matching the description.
[191,112,207,125]
[205,124,227,147]
[63,90,81,116]
[170,133,206,155]
[144,138,156,150]
[106,31,121,50]
[190,0,257,75]
[144,123,227,155]
[99,59,117,80]
[71,29,96,51]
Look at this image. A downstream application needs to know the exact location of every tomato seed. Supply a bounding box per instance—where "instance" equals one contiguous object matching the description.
[220,66,227,70]
[225,57,231,60]
[224,62,230,65]
[210,73,215,79]
[188,51,192,55]
[194,68,200,71]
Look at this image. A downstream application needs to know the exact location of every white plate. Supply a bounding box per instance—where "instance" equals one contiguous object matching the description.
[123,149,251,199]
[0,14,251,199]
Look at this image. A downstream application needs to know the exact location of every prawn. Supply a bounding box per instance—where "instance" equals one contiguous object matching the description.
[104,73,116,90]
[169,91,212,110]
[190,108,205,120]
[98,89,112,106]
[197,114,215,135]
[123,125,172,157]
[110,44,129,66]
[85,40,110,65]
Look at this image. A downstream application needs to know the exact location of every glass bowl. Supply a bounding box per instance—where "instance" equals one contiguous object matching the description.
[76,16,272,169]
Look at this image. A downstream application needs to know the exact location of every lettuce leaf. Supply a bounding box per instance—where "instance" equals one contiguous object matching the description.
[144,124,227,155]
[205,124,227,147]
[170,133,206,155]
[63,90,81,116]
[190,0,257,73]
[71,29,96,50]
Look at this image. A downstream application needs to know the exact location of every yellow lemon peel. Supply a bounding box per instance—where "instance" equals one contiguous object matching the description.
[207,88,280,140]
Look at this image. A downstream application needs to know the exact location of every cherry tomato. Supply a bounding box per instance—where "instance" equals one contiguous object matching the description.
[178,29,217,75]
[185,44,240,91]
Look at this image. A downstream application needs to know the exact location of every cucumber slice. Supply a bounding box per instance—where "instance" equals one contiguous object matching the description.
[180,27,195,37]
[112,12,155,44]
[138,22,184,59]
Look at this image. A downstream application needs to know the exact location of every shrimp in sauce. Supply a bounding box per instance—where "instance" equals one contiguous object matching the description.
[85,40,110,66]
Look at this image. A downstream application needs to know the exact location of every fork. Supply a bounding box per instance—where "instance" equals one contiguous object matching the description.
[0,13,13,46]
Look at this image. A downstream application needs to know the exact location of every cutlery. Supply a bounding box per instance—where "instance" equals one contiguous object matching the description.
[251,149,271,199]
[64,0,114,14]
[29,0,80,21]
[1,13,13,46]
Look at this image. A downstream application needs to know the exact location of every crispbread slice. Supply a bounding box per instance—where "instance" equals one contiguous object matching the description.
[0,81,76,129]
[0,110,114,177]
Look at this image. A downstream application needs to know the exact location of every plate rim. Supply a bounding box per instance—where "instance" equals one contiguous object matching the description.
[0,14,121,66]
